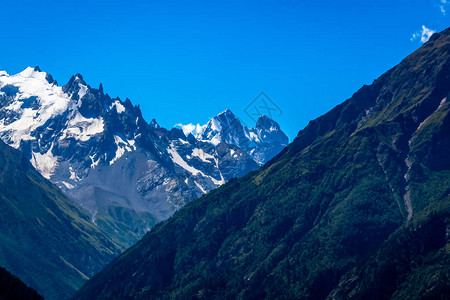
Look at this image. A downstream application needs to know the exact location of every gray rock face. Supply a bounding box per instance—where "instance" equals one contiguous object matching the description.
[0,67,288,246]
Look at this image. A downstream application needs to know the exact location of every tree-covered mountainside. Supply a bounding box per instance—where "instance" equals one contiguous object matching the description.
[0,140,124,300]
[0,266,43,300]
[74,28,450,299]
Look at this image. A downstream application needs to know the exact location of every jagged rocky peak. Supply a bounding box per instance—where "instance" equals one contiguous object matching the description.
[149,118,160,129]
[256,114,280,131]
[169,127,186,140]
[63,73,89,100]
[62,74,116,119]
[178,109,288,164]
[211,109,243,131]
[216,108,238,121]
[195,109,248,146]
[255,114,289,145]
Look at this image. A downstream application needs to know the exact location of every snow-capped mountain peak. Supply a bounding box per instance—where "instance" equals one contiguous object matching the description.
[0,67,74,148]
[63,73,89,101]
[256,114,281,131]
[16,66,58,85]
[177,109,288,164]
[195,109,247,146]
[0,67,289,246]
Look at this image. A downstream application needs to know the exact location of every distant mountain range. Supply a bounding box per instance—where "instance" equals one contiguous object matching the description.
[75,28,450,299]
[0,68,288,247]
[177,109,288,165]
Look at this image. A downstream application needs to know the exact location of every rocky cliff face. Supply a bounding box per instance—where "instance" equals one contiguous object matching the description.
[0,68,288,246]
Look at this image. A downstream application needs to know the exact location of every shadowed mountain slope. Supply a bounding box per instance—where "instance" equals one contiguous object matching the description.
[0,266,43,300]
[0,68,287,247]
[0,140,123,299]
[74,28,450,299]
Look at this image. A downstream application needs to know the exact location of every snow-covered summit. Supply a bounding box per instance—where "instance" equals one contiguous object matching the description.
[256,114,281,131]
[0,67,75,148]
[63,73,88,100]
[177,109,288,164]
[0,67,138,175]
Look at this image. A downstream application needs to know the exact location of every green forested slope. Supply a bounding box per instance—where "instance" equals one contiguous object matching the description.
[74,28,450,299]
[0,140,124,299]
[0,266,43,300]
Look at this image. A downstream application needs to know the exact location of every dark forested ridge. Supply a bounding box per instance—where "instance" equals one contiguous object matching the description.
[74,28,450,299]
[0,140,123,300]
[0,267,43,300]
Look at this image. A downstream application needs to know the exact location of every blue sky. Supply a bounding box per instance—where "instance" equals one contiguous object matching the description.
[2,0,448,140]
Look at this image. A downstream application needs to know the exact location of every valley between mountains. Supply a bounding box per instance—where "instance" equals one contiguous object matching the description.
[0,66,288,249]
[0,63,288,299]
[1,26,450,300]
[75,27,450,299]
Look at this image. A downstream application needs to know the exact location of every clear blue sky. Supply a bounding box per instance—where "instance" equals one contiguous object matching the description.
[2,0,448,140]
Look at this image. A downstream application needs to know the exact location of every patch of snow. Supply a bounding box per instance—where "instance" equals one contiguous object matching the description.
[213,157,226,185]
[110,146,125,165]
[109,135,136,165]
[194,181,207,194]
[210,117,223,132]
[77,83,88,99]
[128,139,136,150]
[167,143,225,185]
[31,145,59,179]
[89,155,100,169]
[111,100,125,113]
[230,149,239,158]
[63,113,104,142]
[60,181,75,189]
[17,67,50,82]
[247,131,259,142]
[191,148,214,163]
[167,144,202,176]
[69,166,81,181]
[0,67,72,148]
[200,134,221,146]
[110,135,126,165]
